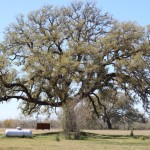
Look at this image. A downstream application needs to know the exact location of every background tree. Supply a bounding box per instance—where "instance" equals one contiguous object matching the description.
[3,119,13,128]
[88,91,146,129]
[0,2,149,136]
[75,91,146,130]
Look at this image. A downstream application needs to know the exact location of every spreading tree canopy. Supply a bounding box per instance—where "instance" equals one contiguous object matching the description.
[0,2,149,133]
[88,91,146,129]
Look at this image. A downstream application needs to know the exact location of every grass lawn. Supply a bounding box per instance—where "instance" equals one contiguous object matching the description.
[0,129,150,150]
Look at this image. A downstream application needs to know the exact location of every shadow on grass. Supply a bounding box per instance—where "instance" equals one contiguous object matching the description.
[1,131,150,140]
[78,132,150,140]
[34,131,61,136]
[35,131,150,140]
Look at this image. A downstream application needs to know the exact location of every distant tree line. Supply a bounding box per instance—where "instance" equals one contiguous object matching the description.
[0,114,149,130]
[0,117,61,129]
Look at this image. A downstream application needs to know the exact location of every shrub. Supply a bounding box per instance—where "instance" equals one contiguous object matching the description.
[55,134,60,141]
[139,136,145,140]
[130,130,134,137]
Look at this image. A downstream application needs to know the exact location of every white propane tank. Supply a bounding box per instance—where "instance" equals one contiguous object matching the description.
[5,127,32,137]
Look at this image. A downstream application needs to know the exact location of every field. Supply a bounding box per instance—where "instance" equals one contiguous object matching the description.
[0,129,150,150]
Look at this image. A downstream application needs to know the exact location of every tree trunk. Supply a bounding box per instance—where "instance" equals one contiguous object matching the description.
[62,100,80,139]
[106,118,112,129]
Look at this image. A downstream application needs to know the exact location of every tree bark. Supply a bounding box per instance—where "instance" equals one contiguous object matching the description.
[106,118,112,129]
[62,99,80,139]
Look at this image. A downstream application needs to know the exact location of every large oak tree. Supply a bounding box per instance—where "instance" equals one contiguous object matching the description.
[0,2,149,136]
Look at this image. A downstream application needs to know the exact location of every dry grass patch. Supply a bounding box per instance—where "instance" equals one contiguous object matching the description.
[0,134,150,150]
[32,129,62,135]
[83,130,150,136]
[0,129,150,150]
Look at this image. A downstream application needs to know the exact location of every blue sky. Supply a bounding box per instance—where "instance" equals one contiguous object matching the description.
[0,0,149,120]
